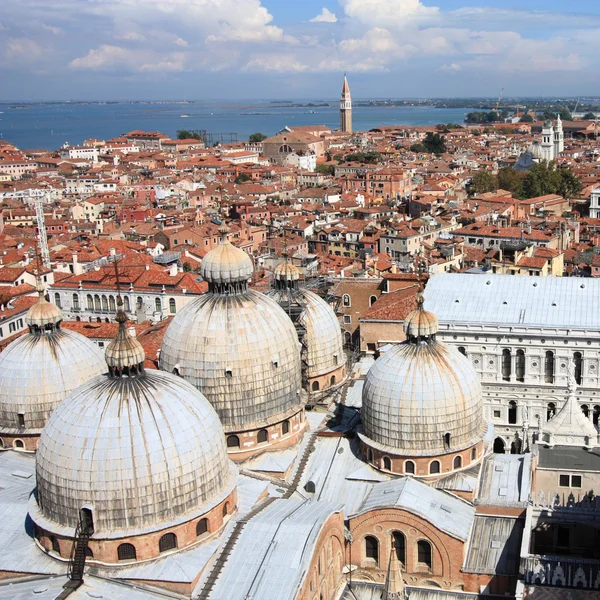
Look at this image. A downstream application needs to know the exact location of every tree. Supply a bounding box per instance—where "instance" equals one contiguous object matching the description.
[557,167,583,200]
[520,161,581,199]
[234,173,252,184]
[315,164,335,176]
[423,132,447,155]
[409,142,428,153]
[542,107,572,122]
[344,151,382,164]
[182,262,192,272]
[248,132,267,143]
[177,130,202,140]
[467,171,498,196]
[583,112,597,120]
[519,114,534,123]
[497,167,525,197]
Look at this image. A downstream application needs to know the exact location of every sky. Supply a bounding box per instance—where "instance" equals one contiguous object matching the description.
[1,0,600,101]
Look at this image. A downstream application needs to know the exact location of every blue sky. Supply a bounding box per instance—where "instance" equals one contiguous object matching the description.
[1,0,600,101]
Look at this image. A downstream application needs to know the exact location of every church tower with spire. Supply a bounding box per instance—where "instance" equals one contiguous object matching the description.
[340,73,352,133]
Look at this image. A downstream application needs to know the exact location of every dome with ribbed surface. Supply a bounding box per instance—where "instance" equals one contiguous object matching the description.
[200,225,253,286]
[362,311,485,455]
[403,294,438,339]
[160,291,303,432]
[0,293,105,436]
[274,261,300,282]
[33,369,234,535]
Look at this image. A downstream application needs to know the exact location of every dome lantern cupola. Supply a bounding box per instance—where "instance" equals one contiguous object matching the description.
[104,300,145,378]
[274,252,300,291]
[26,281,63,335]
[403,292,438,343]
[200,224,253,294]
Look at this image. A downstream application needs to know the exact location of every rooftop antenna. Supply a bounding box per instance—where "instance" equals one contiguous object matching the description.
[25,191,52,270]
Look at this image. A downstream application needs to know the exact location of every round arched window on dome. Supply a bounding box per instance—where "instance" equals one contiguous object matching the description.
[404,460,415,475]
[312,381,320,392]
[382,456,391,470]
[51,536,60,554]
[257,429,268,444]
[471,447,477,462]
[117,543,137,561]
[14,439,24,450]
[223,502,230,517]
[227,435,240,448]
[453,455,462,469]
[159,533,177,553]
[196,518,208,537]
[282,420,290,435]
[330,375,336,386]
[429,460,440,475]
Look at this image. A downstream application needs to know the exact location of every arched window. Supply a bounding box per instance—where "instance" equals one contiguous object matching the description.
[196,519,208,536]
[101,295,108,311]
[516,349,525,382]
[367,447,373,462]
[282,420,290,435]
[453,455,462,469]
[393,531,406,565]
[155,297,162,312]
[494,437,506,454]
[508,401,517,424]
[87,294,93,310]
[383,456,392,470]
[94,295,101,311]
[312,381,320,391]
[85,547,93,558]
[227,435,240,448]
[223,502,230,517]
[582,404,590,418]
[117,543,137,561]
[279,144,293,153]
[169,298,176,314]
[417,540,432,569]
[404,460,415,474]
[14,439,24,449]
[502,349,511,381]
[369,295,377,307]
[471,447,477,461]
[124,296,130,312]
[73,294,80,310]
[330,375,336,386]
[342,294,351,307]
[159,533,177,553]
[54,293,61,308]
[51,536,60,553]
[429,460,440,475]
[257,429,268,443]
[109,296,116,312]
[137,296,143,309]
[443,433,451,449]
[545,351,555,383]
[458,346,467,357]
[547,402,556,421]
[574,352,583,385]
[594,406,600,427]
[365,536,379,565]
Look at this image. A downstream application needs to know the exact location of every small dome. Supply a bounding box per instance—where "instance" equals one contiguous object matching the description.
[528,142,543,160]
[26,285,63,330]
[403,294,438,339]
[160,291,302,432]
[362,320,484,455]
[274,261,300,282]
[34,370,234,534]
[104,310,145,373]
[0,330,105,435]
[200,225,253,285]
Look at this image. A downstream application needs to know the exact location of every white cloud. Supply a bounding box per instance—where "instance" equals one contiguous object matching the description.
[173,37,188,48]
[115,31,146,42]
[340,0,439,28]
[309,8,338,23]
[243,55,309,72]
[3,38,46,65]
[439,63,461,72]
[40,23,63,35]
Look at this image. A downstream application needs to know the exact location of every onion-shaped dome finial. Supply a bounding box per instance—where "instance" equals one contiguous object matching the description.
[104,300,145,377]
[403,292,438,341]
[25,281,63,333]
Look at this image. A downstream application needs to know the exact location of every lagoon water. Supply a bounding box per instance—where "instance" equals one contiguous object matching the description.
[0,101,470,150]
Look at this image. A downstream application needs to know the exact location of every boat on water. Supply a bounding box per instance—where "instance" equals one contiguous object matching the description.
[180,114,190,118]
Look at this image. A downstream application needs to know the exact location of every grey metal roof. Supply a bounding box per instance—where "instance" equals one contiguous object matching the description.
[463,515,525,576]
[432,464,480,493]
[425,273,600,330]
[538,445,600,471]
[340,583,486,600]
[208,499,343,600]
[357,477,475,542]
[475,454,531,507]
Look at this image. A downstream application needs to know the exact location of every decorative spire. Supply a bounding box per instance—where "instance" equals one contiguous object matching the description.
[382,541,406,600]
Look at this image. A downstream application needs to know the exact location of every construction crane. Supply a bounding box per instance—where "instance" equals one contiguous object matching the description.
[22,190,54,270]
[573,98,580,115]
[494,88,504,113]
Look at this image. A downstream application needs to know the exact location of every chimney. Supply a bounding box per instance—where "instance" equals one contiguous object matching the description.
[169,263,178,277]
[109,248,116,257]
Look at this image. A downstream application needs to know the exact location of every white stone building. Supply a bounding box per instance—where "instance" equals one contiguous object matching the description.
[425,273,600,453]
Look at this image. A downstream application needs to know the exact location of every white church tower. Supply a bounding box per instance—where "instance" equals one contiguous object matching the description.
[540,119,554,161]
[554,115,564,156]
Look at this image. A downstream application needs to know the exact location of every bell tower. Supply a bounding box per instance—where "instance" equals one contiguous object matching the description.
[340,73,352,134]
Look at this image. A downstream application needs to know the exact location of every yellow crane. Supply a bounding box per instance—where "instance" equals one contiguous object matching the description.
[494,88,504,113]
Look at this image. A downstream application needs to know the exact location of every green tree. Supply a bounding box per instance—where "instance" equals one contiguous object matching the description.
[409,142,428,153]
[333,154,344,163]
[248,132,267,143]
[542,107,572,122]
[467,171,498,196]
[519,114,534,123]
[344,151,382,164]
[234,173,252,184]
[557,167,582,200]
[583,112,597,120]
[520,161,580,199]
[182,262,192,272]
[423,132,447,155]
[315,164,335,175]
[497,168,525,197]
[177,130,202,140]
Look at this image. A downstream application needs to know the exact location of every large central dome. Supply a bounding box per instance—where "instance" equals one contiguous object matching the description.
[160,226,304,443]
[362,296,485,457]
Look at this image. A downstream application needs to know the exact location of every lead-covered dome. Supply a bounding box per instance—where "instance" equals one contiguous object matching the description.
[33,307,234,536]
[0,289,105,439]
[362,302,485,456]
[160,230,303,434]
